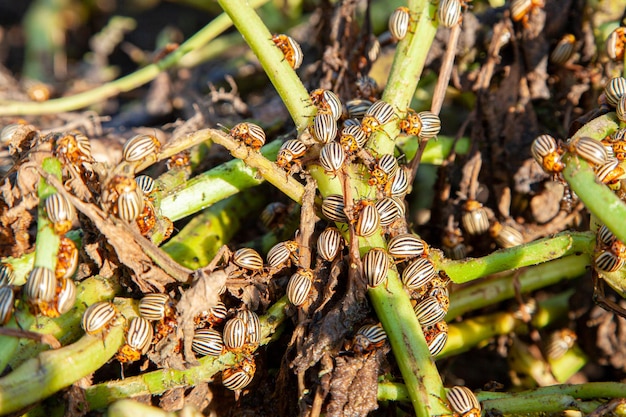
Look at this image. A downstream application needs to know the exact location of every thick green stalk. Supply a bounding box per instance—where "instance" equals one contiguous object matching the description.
[368,263,449,416]
[217,0,312,133]
[0,0,271,116]
[84,297,289,410]
[445,255,588,319]
[440,231,594,283]
[0,298,135,414]
[562,113,626,243]
[368,0,439,155]
[0,158,65,371]
[160,139,301,221]
[379,382,615,414]
[7,276,121,370]
[439,291,572,359]
[34,158,63,271]
[399,135,471,165]
[162,190,267,269]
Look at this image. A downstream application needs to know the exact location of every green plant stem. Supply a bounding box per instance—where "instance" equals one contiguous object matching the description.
[368,264,449,417]
[0,0,271,116]
[0,298,135,415]
[6,276,121,370]
[160,137,302,221]
[369,0,438,155]
[84,297,290,410]
[34,158,63,271]
[162,190,267,269]
[563,113,626,243]
[398,135,471,164]
[217,0,312,133]
[378,381,626,411]
[439,290,572,359]
[445,255,588,319]
[439,231,594,283]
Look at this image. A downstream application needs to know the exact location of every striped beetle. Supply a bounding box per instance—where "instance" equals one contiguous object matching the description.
[389,7,411,41]
[135,175,156,196]
[267,240,299,269]
[604,76,626,107]
[222,357,256,391]
[489,222,524,248]
[368,154,399,187]
[45,193,76,235]
[566,136,610,167]
[287,268,313,306]
[233,248,264,272]
[446,386,481,417]
[510,0,544,26]
[399,109,441,139]
[317,227,344,262]
[122,134,161,162]
[545,328,577,360]
[230,122,266,150]
[401,257,436,289]
[319,142,346,175]
[311,113,338,144]
[461,200,490,236]
[423,321,449,356]
[388,233,426,260]
[0,286,14,325]
[531,134,564,174]
[276,139,308,169]
[117,317,154,363]
[352,323,387,354]
[139,293,175,321]
[24,266,57,308]
[0,264,14,286]
[386,167,409,197]
[355,201,381,237]
[361,100,395,137]
[437,0,463,28]
[375,197,401,227]
[310,89,342,121]
[223,317,247,351]
[339,124,368,154]
[595,250,624,272]
[101,174,144,222]
[607,27,626,61]
[55,277,77,315]
[321,194,348,222]
[236,309,261,346]
[272,34,303,70]
[363,248,389,288]
[414,296,448,327]
[550,34,576,65]
[81,301,118,335]
[192,328,224,357]
[345,99,373,119]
